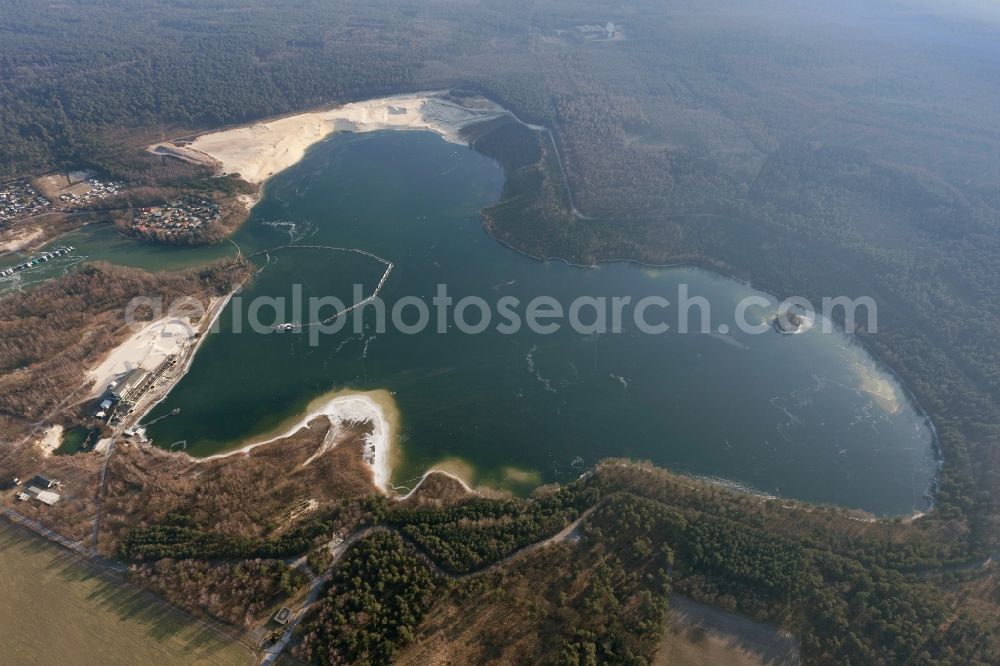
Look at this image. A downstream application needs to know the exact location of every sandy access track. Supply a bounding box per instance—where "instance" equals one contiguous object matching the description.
[148,92,510,185]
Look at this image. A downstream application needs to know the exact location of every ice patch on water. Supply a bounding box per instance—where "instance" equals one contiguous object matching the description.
[526,345,557,393]
[609,373,630,393]
[693,474,778,499]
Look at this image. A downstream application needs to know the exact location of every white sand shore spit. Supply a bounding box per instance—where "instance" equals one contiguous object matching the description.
[198,389,398,493]
[148,92,509,185]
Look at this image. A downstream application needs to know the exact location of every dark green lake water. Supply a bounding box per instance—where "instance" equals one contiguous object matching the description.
[17,131,936,514]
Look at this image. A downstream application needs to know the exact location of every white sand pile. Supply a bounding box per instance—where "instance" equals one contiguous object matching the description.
[87,316,198,397]
[36,425,64,457]
[148,92,509,185]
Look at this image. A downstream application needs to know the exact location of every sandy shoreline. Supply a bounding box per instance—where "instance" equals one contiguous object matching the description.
[148,91,509,186]
[196,389,399,493]
[113,279,403,495]
[397,468,479,500]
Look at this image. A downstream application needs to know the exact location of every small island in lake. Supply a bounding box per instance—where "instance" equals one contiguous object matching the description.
[773,308,810,334]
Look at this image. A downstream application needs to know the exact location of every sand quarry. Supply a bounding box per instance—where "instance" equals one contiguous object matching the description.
[87,316,201,398]
[149,92,509,185]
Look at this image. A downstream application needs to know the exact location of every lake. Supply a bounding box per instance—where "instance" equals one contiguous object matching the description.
[10,130,935,514]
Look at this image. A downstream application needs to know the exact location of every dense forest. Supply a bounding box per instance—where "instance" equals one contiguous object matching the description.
[110,464,1000,663]
[129,556,307,628]
[295,531,440,665]
[380,484,596,573]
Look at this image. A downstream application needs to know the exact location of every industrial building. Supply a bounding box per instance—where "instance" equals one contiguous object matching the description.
[109,368,150,402]
[17,486,61,506]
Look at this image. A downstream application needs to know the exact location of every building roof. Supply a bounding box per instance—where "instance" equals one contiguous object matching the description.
[23,485,61,505]
[112,368,150,399]
[29,474,57,489]
[36,490,61,505]
[120,367,149,389]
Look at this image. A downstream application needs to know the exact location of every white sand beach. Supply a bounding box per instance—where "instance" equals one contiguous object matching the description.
[198,389,398,493]
[149,92,509,185]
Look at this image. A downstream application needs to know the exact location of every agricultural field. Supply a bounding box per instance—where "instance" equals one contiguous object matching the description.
[0,512,252,665]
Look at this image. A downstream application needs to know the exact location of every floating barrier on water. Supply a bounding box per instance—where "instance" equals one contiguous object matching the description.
[259,243,394,330]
